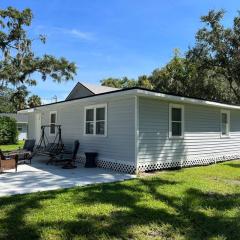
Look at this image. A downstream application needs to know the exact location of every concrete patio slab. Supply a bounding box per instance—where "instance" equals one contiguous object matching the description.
[0,158,135,197]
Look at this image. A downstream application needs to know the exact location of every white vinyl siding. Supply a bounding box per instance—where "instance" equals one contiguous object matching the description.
[33,97,135,165]
[138,97,240,164]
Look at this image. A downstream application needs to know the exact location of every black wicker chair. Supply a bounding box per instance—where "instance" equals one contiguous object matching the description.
[0,149,18,172]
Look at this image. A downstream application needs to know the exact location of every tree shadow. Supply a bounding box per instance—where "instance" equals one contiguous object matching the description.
[67,178,240,239]
[0,177,240,239]
[225,163,240,168]
[0,189,65,240]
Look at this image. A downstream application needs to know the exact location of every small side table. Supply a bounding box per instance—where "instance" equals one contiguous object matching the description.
[85,152,98,168]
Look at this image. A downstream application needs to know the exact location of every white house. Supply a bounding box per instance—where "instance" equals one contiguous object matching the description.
[19,82,240,173]
[0,113,28,140]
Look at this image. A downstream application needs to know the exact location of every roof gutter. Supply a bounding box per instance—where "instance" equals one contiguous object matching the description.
[17,89,136,113]
[136,89,240,110]
[18,108,39,113]
[18,87,240,113]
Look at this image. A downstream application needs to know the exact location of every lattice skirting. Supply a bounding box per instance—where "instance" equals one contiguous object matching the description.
[77,153,240,174]
[137,153,240,172]
[76,156,136,174]
[97,159,136,174]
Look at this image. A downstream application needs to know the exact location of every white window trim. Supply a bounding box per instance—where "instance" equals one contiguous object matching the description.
[169,103,184,139]
[84,103,107,137]
[49,111,57,136]
[220,110,230,138]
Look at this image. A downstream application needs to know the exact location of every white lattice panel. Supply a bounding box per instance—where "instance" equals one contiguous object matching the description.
[79,153,240,174]
[97,159,136,174]
[137,153,240,172]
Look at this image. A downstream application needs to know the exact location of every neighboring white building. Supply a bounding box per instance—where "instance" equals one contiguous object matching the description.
[19,82,240,173]
[0,113,28,140]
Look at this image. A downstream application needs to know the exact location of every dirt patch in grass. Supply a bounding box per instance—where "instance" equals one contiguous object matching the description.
[225,180,240,185]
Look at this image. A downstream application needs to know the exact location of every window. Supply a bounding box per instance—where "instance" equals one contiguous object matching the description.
[221,110,230,137]
[169,104,184,138]
[50,111,57,135]
[84,104,107,136]
[85,109,94,134]
[96,107,105,135]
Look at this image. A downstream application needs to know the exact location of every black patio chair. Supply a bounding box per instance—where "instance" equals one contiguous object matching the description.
[52,140,80,168]
[22,139,36,152]
[19,139,36,165]
[3,139,36,165]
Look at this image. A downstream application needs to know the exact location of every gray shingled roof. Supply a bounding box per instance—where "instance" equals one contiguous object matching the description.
[0,113,28,123]
[83,83,120,94]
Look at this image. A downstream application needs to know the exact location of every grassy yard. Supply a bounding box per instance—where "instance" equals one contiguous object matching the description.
[0,140,24,151]
[0,160,240,240]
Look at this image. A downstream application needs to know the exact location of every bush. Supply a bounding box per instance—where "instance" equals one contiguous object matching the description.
[0,116,18,144]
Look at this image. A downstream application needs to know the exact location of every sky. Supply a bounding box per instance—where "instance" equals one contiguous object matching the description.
[1,0,239,103]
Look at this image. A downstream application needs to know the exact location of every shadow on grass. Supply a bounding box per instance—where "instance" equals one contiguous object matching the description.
[0,177,240,239]
[0,190,63,239]
[225,163,240,168]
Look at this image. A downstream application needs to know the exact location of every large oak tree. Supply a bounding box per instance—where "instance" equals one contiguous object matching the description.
[0,7,76,91]
[187,10,240,103]
[101,10,240,104]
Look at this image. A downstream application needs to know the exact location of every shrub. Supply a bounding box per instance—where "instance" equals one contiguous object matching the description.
[0,116,18,144]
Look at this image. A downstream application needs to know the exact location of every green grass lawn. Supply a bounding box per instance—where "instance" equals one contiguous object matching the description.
[0,140,24,151]
[0,160,240,240]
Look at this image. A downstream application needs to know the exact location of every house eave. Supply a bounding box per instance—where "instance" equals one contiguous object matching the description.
[18,87,240,113]
[135,89,240,110]
[18,89,135,112]
[18,108,38,113]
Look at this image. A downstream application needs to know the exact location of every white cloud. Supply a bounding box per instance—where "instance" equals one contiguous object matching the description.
[52,27,94,41]
[34,25,95,41]
[68,29,93,40]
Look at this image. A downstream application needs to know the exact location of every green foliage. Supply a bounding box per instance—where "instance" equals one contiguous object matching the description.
[27,94,41,108]
[101,10,240,104]
[0,140,24,151]
[149,50,191,95]
[101,49,235,103]
[187,10,240,103]
[10,85,29,111]
[0,160,239,239]
[148,50,234,102]
[0,7,76,88]
[0,86,16,113]
[137,75,154,89]
[0,116,18,144]
[0,85,42,112]
[101,76,137,88]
